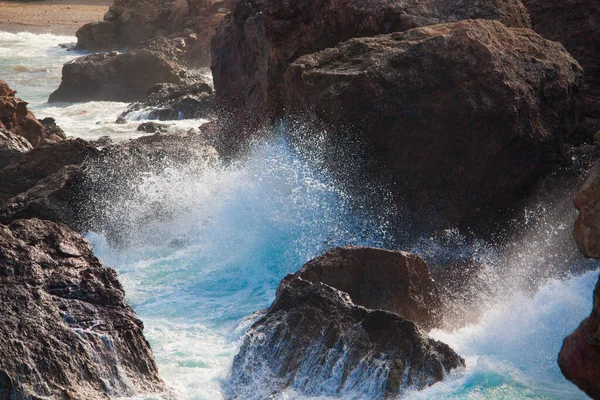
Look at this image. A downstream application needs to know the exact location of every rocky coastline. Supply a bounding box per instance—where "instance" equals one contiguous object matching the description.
[1,0,600,398]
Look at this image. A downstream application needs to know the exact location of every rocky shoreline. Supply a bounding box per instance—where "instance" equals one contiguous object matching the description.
[1,0,600,398]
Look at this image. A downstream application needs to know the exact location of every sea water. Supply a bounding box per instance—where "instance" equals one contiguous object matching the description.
[1,31,598,400]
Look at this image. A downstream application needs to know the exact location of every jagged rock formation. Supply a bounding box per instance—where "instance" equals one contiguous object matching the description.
[228,260,464,399]
[76,0,231,66]
[0,139,97,207]
[295,247,442,330]
[0,80,63,147]
[211,0,531,120]
[0,219,165,399]
[284,19,582,229]
[558,275,600,399]
[0,165,86,230]
[48,50,183,103]
[119,78,214,121]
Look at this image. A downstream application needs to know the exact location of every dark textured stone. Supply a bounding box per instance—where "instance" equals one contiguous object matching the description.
[296,246,442,329]
[0,219,165,399]
[284,19,582,229]
[48,50,183,103]
[211,0,530,120]
[228,272,464,399]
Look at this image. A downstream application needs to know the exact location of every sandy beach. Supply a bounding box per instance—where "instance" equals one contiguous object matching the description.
[0,0,110,35]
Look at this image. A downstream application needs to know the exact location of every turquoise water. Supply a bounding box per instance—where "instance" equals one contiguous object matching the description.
[1,30,598,399]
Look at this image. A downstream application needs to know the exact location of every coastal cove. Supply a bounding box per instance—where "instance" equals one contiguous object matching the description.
[1,0,600,399]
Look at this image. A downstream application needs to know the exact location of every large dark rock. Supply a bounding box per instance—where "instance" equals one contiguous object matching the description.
[0,139,97,207]
[295,246,442,330]
[0,219,165,399]
[0,81,62,147]
[0,166,86,231]
[284,19,583,229]
[228,272,464,399]
[558,275,600,399]
[524,0,600,116]
[48,50,183,103]
[211,0,530,120]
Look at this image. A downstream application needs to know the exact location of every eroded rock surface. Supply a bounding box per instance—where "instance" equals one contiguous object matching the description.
[284,19,582,229]
[76,0,231,66]
[49,50,183,103]
[211,0,531,119]
[0,219,165,399]
[0,139,97,207]
[229,272,464,399]
[295,246,442,329]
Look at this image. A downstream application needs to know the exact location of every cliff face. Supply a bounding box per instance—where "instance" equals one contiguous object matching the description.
[0,219,165,399]
[75,0,231,66]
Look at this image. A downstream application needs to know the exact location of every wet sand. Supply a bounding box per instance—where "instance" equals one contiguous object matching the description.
[0,0,111,35]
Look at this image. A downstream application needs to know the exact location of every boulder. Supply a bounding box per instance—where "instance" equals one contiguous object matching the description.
[295,246,441,329]
[558,275,600,399]
[48,50,183,103]
[228,274,464,399]
[211,0,531,120]
[524,0,600,115]
[0,80,60,147]
[0,139,97,206]
[0,219,165,399]
[284,19,583,229]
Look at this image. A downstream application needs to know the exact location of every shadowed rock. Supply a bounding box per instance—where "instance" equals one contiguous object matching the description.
[0,139,97,207]
[0,219,165,399]
[524,0,600,116]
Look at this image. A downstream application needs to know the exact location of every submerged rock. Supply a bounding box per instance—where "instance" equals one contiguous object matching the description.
[295,246,442,330]
[0,219,165,398]
[558,275,600,399]
[284,19,582,229]
[229,274,464,399]
[48,50,183,103]
[211,0,530,120]
[0,80,61,147]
